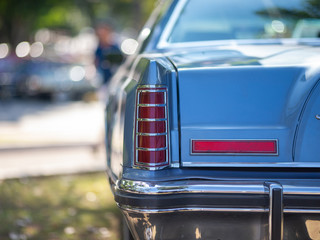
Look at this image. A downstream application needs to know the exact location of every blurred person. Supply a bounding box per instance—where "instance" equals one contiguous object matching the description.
[95,23,123,85]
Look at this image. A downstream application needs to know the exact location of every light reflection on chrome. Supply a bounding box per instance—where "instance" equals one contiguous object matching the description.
[305,220,320,240]
[117,179,320,196]
[118,204,268,213]
[195,227,201,239]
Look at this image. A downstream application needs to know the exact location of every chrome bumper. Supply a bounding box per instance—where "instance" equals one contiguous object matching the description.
[114,179,320,240]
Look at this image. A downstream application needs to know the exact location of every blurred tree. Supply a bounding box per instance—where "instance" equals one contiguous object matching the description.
[256,0,320,19]
[0,0,79,46]
[0,0,157,47]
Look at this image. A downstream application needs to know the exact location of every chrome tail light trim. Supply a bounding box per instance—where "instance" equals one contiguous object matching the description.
[134,86,170,170]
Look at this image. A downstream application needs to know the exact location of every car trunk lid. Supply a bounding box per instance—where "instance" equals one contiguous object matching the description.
[167,44,320,167]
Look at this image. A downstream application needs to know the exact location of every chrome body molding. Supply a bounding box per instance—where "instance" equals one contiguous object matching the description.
[119,204,268,213]
[182,162,320,168]
[170,162,180,168]
[117,179,320,196]
[119,204,320,214]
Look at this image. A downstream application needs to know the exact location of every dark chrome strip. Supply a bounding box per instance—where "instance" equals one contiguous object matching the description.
[119,204,268,213]
[119,204,320,214]
[266,183,283,240]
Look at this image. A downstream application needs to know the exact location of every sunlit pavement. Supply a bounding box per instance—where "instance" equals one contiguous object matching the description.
[0,99,106,179]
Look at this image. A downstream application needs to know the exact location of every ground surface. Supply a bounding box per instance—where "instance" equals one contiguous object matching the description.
[0,99,106,179]
[0,99,120,239]
[0,172,121,240]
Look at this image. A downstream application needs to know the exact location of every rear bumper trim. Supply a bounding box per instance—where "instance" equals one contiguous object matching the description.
[119,204,320,214]
[117,179,320,196]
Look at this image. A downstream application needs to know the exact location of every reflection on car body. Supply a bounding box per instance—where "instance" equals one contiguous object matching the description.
[105,0,320,239]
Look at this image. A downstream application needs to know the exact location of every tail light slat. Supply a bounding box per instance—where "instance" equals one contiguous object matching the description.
[138,135,166,148]
[138,106,166,119]
[137,150,167,164]
[135,86,169,170]
[138,121,166,133]
[139,91,165,104]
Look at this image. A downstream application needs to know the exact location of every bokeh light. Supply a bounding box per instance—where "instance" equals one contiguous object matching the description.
[0,43,9,59]
[121,38,139,55]
[16,41,31,58]
[271,20,286,33]
[30,42,44,58]
[35,29,51,44]
[69,66,85,81]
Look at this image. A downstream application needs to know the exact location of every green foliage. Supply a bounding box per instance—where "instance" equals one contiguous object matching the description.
[0,173,121,240]
[0,0,158,45]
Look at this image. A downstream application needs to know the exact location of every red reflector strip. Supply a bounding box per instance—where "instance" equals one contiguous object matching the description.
[138,135,166,148]
[139,91,165,104]
[138,121,166,133]
[192,140,277,154]
[138,150,166,164]
[139,106,165,119]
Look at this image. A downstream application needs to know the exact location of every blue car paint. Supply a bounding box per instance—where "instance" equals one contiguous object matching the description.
[295,80,320,161]
[107,48,320,180]
[104,1,320,239]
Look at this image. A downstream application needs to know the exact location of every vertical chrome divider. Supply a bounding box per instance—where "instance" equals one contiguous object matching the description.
[265,182,284,240]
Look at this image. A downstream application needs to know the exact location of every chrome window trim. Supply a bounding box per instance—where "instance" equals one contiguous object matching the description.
[117,179,320,196]
[190,139,279,156]
[158,38,320,49]
[156,0,320,49]
[157,0,188,49]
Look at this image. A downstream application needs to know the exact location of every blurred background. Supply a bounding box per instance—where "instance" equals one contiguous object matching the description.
[0,0,156,239]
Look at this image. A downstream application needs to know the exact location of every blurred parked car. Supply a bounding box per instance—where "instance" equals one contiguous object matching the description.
[14,60,101,100]
[105,0,320,239]
[0,57,19,99]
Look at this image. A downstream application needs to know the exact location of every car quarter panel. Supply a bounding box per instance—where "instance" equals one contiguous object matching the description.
[106,55,180,180]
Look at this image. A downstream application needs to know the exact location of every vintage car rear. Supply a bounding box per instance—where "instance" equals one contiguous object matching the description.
[105,0,320,239]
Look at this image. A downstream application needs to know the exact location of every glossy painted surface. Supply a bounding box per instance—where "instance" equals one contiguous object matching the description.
[164,44,320,166]
[104,0,320,239]
[295,81,320,162]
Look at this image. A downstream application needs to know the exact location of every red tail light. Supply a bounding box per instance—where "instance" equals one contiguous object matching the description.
[134,86,169,169]
[192,140,278,155]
